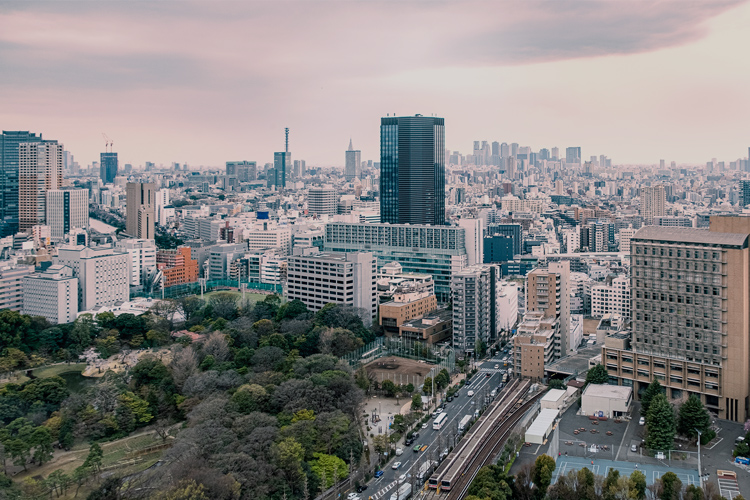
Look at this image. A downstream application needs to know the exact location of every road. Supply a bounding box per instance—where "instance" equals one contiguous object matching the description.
[364,352,512,500]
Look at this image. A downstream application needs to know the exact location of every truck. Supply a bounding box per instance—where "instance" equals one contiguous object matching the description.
[389,483,412,500]
[458,414,472,432]
[416,461,431,481]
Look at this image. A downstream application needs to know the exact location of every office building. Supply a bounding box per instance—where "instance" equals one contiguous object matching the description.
[308,187,337,216]
[458,218,482,266]
[19,141,62,231]
[208,242,248,280]
[55,244,129,311]
[46,188,89,242]
[565,147,581,164]
[22,265,78,324]
[603,222,750,422]
[618,227,636,254]
[380,115,445,225]
[157,246,199,287]
[286,248,377,325]
[126,182,156,239]
[245,221,292,256]
[100,152,118,184]
[155,189,170,226]
[591,276,630,319]
[526,261,570,355]
[345,139,361,181]
[226,161,256,182]
[293,160,306,179]
[0,264,33,312]
[496,281,519,334]
[487,223,522,256]
[181,216,223,242]
[116,239,157,288]
[324,222,468,302]
[379,288,437,336]
[740,180,750,207]
[484,235,514,263]
[273,128,291,189]
[0,131,45,236]
[640,185,666,225]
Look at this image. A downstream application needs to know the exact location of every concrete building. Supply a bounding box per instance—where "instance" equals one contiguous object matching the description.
[541,389,567,411]
[286,247,377,325]
[602,221,750,422]
[126,182,156,239]
[0,131,45,236]
[55,244,129,311]
[526,261,570,354]
[116,239,157,288]
[100,152,117,184]
[324,222,468,302]
[46,188,89,242]
[0,264,33,311]
[19,141,62,231]
[496,281,519,335]
[244,221,292,256]
[308,187,337,216]
[22,265,78,324]
[157,246,199,287]
[452,265,493,355]
[458,218,482,266]
[399,308,452,344]
[182,216,223,242]
[155,188,171,226]
[618,227,636,254]
[581,384,632,418]
[379,289,437,336]
[345,139,361,181]
[591,276,631,319]
[208,242,248,281]
[513,312,558,381]
[640,185,666,226]
[525,408,559,445]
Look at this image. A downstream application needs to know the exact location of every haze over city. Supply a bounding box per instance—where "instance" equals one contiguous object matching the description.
[2,0,750,167]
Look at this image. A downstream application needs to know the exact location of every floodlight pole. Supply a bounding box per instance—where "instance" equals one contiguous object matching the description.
[696,429,702,489]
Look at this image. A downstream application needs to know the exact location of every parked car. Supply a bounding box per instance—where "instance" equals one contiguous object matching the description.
[374,470,384,478]
[395,447,403,456]
[422,422,428,429]
[639,417,645,425]
[392,462,402,469]
[348,493,359,499]
[446,396,453,402]
[630,444,637,452]
[405,437,414,446]
[357,485,368,493]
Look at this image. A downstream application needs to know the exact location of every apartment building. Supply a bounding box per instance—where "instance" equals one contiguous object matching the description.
[54,244,129,311]
[245,221,292,256]
[157,246,199,287]
[22,265,78,324]
[591,276,631,319]
[116,239,157,288]
[513,312,558,381]
[0,264,33,311]
[526,261,570,355]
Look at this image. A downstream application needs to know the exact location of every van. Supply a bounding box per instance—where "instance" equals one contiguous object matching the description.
[736,436,745,445]
[490,389,497,398]
[396,447,403,456]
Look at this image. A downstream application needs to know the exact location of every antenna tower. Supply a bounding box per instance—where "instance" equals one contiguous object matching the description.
[285,128,289,153]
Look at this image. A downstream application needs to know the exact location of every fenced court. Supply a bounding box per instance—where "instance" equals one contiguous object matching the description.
[552,456,699,486]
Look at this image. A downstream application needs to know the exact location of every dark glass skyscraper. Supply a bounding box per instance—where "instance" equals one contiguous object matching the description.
[0,131,44,236]
[100,152,118,184]
[380,115,445,225]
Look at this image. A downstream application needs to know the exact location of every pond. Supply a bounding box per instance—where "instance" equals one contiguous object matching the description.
[57,371,98,393]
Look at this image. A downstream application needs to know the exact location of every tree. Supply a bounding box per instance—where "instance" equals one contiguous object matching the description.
[277,437,305,484]
[641,378,663,416]
[177,296,205,323]
[548,379,566,390]
[646,394,676,452]
[31,426,54,465]
[203,332,231,363]
[532,454,556,499]
[171,347,198,391]
[276,299,309,322]
[381,379,397,397]
[371,435,389,455]
[585,364,608,385]
[659,471,682,500]
[422,377,432,395]
[154,479,210,500]
[677,395,711,439]
[411,394,423,412]
[629,470,647,500]
[309,452,348,489]
[209,293,238,320]
[83,443,103,472]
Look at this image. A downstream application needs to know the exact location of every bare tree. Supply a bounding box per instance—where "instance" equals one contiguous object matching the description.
[170,346,198,391]
[154,419,171,443]
[203,332,231,363]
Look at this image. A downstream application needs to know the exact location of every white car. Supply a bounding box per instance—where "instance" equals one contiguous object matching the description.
[399,474,407,482]
[392,462,402,470]
[494,364,499,369]
[422,423,428,429]
[468,390,475,397]
[639,417,645,426]
[348,494,359,500]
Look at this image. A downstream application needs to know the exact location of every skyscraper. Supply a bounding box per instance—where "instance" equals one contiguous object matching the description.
[380,114,445,226]
[640,185,666,225]
[126,182,156,239]
[0,131,44,236]
[19,141,62,231]
[565,146,582,164]
[345,139,361,181]
[46,188,89,242]
[274,128,291,189]
[100,152,118,184]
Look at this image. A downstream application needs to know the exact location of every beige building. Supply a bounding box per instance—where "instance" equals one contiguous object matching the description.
[602,220,750,422]
[19,142,62,231]
[379,290,437,336]
[513,312,558,381]
[640,185,666,226]
[526,261,570,355]
[126,182,156,239]
[581,384,632,418]
[399,308,452,344]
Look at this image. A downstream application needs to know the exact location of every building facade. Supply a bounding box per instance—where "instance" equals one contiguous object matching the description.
[126,182,156,239]
[308,187,337,216]
[157,246,199,287]
[22,265,78,324]
[55,244,129,311]
[46,188,89,242]
[19,141,62,231]
[0,131,44,236]
[380,115,445,226]
[591,276,631,319]
[640,185,666,226]
[0,264,33,311]
[100,152,118,184]
[345,139,361,181]
[116,238,157,288]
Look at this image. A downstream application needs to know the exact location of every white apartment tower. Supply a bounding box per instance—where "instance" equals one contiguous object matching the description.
[22,265,78,324]
[640,185,666,226]
[55,245,129,311]
[116,239,157,287]
[46,188,89,242]
[308,187,337,217]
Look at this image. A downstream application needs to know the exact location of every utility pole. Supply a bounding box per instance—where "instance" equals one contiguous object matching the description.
[696,429,703,489]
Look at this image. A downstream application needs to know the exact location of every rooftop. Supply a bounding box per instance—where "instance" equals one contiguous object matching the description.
[583,383,632,400]
[632,226,748,248]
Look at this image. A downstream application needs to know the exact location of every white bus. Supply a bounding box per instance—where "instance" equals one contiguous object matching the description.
[458,415,472,432]
[433,412,448,430]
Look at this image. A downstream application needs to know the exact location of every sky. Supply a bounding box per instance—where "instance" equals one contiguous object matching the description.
[1,0,749,169]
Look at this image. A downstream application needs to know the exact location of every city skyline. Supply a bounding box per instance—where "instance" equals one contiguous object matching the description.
[1,1,749,167]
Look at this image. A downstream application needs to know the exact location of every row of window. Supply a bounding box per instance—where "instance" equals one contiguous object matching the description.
[634,247,721,260]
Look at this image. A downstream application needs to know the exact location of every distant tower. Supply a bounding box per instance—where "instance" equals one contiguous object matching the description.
[274,128,291,188]
[100,152,118,184]
[19,141,63,231]
[345,139,361,182]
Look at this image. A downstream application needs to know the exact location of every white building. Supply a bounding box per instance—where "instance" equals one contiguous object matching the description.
[286,247,377,325]
[46,188,89,242]
[591,276,630,319]
[116,239,157,288]
[563,228,580,253]
[640,185,666,226]
[618,227,637,254]
[244,221,292,256]
[496,281,518,332]
[457,218,483,266]
[155,188,171,226]
[307,187,337,216]
[55,244,130,311]
[22,265,78,324]
[0,264,34,312]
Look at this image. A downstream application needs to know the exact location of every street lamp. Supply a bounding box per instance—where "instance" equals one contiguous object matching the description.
[695,429,703,489]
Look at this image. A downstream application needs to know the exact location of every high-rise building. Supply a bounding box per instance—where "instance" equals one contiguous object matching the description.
[308,187,337,216]
[551,147,559,160]
[0,131,44,236]
[155,188,170,226]
[46,188,89,242]
[0,263,33,312]
[55,244,129,311]
[22,265,78,324]
[274,128,291,188]
[226,161,257,182]
[380,115,445,226]
[286,247,377,325]
[640,185,666,225]
[19,141,62,231]
[565,147,581,164]
[293,160,306,179]
[603,222,750,422]
[126,182,156,239]
[100,152,118,184]
[345,139,361,182]
[452,265,493,355]
[116,239,157,288]
[526,261,570,356]
[740,180,750,207]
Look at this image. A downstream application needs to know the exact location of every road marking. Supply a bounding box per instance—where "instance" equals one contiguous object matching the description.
[718,471,741,500]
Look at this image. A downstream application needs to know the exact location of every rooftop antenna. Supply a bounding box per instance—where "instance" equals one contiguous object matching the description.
[285,128,289,153]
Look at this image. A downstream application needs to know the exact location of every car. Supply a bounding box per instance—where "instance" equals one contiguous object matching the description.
[399,474,407,482]
[347,494,359,500]
[413,444,422,452]
[494,364,499,369]
[435,408,442,414]
[420,444,428,452]
[413,432,420,439]
[357,485,368,493]
[639,417,645,425]
[630,444,637,452]
[392,462,402,469]
[455,391,460,397]
[446,396,453,402]
[422,422,428,429]
[486,372,491,377]
[405,437,414,446]
[468,390,475,397]
[374,470,384,478]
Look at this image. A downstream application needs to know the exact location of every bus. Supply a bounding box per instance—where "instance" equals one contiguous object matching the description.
[458,415,472,432]
[433,412,448,430]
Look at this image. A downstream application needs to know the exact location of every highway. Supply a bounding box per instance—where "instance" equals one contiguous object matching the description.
[365,351,512,500]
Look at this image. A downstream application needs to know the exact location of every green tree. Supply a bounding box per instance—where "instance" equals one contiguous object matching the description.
[646,394,676,452]
[532,454,556,499]
[641,378,663,416]
[0,310,31,355]
[659,471,682,500]
[176,296,205,323]
[677,395,711,439]
[354,366,371,392]
[381,379,397,397]
[603,468,620,500]
[83,443,103,472]
[276,299,309,322]
[411,394,423,412]
[628,469,647,499]
[548,379,566,390]
[422,377,432,395]
[585,364,609,385]
[117,392,153,425]
[277,437,305,483]
[209,292,238,320]
[309,452,348,489]
[31,426,54,465]
[6,439,29,471]
[154,479,210,500]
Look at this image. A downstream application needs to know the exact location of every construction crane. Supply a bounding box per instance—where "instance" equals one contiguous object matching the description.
[102,133,113,153]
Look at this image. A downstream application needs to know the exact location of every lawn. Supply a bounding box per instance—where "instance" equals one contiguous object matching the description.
[203,290,285,304]
[0,362,87,386]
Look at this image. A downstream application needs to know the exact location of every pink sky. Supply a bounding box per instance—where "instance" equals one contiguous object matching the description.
[1,0,749,168]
